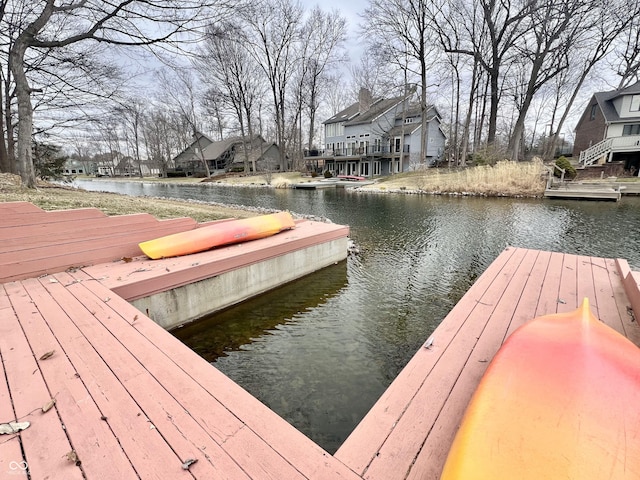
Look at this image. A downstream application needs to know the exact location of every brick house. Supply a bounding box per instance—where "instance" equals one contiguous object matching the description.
[573,81,640,174]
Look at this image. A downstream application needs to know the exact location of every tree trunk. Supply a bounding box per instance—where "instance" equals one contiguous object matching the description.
[3,70,16,173]
[487,67,499,145]
[10,39,37,188]
[460,59,479,167]
[0,94,9,173]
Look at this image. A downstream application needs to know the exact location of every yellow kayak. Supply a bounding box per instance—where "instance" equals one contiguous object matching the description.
[441,299,640,479]
[138,212,295,259]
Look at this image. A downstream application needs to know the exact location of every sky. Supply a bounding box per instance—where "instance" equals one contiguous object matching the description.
[313,0,369,62]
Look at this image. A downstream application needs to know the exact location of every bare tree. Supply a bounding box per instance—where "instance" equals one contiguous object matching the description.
[612,12,640,88]
[348,56,399,101]
[542,0,637,159]
[6,0,226,188]
[196,22,265,173]
[116,99,146,177]
[364,0,437,165]
[506,0,596,161]
[298,7,347,151]
[242,0,303,171]
[434,0,535,146]
[324,74,352,116]
[159,69,211,177]
[142,106,182,177]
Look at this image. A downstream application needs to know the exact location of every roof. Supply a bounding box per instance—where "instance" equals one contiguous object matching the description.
[324,95,406,126]
[593,80,640,124]
[386,105,441,137]
[201,136,244,160]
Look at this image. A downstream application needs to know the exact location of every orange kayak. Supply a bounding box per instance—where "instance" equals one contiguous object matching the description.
[441,299,640,479]
[138,212,295,259]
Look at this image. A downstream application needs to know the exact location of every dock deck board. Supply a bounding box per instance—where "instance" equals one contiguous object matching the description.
[2,202,639,479]
[334,246,640,479]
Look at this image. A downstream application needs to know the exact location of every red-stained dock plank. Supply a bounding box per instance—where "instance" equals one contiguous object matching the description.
[2,202,639,480]
[335,246,640,480]
[82,218,349,301]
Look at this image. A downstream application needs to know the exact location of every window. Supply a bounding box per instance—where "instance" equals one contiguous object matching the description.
[325,122,345,138]
[373,161,381,175]
[590,104,597,120]
[404,117,415,124]
[623,124,640,135]
[631,95,640,112]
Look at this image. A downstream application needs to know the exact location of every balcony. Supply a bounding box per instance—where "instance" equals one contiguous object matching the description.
[303,145,409,159]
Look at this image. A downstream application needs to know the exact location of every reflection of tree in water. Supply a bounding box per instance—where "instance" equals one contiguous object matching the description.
[173,261,348,362]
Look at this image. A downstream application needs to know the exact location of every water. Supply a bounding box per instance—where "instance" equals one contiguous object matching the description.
[75,179,640,452]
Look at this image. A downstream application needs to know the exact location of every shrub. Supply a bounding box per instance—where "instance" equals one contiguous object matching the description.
[323,170,333,178]
[554,156,577,179]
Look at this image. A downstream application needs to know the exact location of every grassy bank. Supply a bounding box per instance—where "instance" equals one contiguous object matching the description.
[0,173,256,222]
[362,160,547,196]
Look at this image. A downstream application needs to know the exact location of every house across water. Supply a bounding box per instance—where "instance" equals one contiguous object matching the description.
[574,81,640,176]
[305,88,446,178]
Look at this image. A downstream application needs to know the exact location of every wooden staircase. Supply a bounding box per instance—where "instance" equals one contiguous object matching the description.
[579,135,640,167]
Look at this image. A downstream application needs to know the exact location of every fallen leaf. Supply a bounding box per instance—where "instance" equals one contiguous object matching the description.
[65,450,81,466]
[48,278,59,283]
[132,314,138,323]
[39,350,55,361]
[42,398,56,413]
[104,297,111,303]
[0,421,30,435]
[121,257,133,263]
[181,458,198,470]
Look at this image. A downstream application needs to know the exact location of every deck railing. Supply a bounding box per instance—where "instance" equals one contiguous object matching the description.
[303,145,410,158]
[579,135,640,167]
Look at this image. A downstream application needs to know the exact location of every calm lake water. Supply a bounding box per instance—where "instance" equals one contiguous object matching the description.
[76,179,640,452]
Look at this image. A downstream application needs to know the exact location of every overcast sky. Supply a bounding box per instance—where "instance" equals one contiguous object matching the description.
[312,0,368,62]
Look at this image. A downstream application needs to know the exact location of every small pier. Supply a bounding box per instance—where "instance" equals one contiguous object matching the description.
[544,180,623,201]
[2,201,640,479]
[292,179,339,189]
[292,179,375,190]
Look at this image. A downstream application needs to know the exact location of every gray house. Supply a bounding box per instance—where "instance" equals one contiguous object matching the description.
[173,133,281,175]
[306,88,446,177]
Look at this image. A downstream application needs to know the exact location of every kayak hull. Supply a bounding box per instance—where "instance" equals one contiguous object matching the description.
[440,299,640,480]
[138,212,295,259]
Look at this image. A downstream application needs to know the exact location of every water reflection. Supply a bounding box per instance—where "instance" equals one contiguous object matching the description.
[172,261,348,361]
[75,179,640,452]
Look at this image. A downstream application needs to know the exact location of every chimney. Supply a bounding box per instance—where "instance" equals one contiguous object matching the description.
[359,87,373,113]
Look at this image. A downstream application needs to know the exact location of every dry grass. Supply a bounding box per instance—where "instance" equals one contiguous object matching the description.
[363,160,547,196]
[0,173,256,222]
[204,172,311,188]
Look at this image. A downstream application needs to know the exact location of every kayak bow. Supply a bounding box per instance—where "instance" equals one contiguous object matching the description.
[441,298,640,479]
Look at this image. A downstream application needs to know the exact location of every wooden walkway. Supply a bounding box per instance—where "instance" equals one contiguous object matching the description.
[2,202,640,479]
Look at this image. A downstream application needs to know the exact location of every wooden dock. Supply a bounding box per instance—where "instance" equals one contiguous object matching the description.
[2,202,640,479]
[544,181,622,201]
